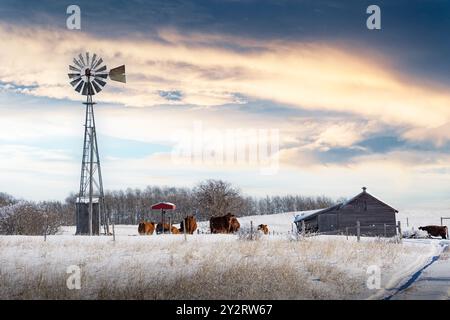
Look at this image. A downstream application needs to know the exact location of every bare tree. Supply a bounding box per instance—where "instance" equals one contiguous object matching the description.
[193,180,245,219]
[0,201,62,235]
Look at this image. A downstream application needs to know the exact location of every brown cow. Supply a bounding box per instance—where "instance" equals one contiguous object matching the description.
[229,216,240,233]
[210,213,232,234]
[210,213,240,234]
[171,226,180,234]
[179,215,198,234]
[138,221,156,235]
[419,225,448,239]
[156,223,180,234]
[257,224,269,235]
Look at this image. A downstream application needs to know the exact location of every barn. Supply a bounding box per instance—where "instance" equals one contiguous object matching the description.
[294,187,398,237]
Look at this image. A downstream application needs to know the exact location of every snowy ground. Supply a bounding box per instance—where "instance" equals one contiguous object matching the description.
[1,209,448,300]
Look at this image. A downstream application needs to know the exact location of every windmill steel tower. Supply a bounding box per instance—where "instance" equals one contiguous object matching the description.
[68,52,126,235]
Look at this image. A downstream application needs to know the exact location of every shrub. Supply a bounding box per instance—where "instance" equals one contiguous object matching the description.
[0,201,62,235]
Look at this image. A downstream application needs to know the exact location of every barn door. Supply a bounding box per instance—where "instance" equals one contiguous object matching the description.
[318,214,338,233]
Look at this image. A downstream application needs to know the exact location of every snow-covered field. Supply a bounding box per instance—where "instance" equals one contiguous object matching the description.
[1,210,448,300]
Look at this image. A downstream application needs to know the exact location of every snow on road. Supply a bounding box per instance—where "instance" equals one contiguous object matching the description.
[388,241,450,300]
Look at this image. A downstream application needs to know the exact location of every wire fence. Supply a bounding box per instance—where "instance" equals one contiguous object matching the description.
[193,220,402,243]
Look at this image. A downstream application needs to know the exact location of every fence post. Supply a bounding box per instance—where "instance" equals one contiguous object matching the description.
[406,217,409,228]
[250,221,253,241]
[356,221,360,242]
[43,214,48,242]
[291,223,294,234]
[112,223,116,242]
[384,223,387,238]
[346,227,348,240]
[168,217,171,235]
[301,220,306,237]
[183,218,187,241]
[397,221,402,243]
[441,217,450,239]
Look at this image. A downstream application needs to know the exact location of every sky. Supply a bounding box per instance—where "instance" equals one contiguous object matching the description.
[1,0,450,209]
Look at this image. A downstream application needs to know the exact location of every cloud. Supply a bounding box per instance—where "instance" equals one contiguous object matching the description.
[1,24,450,133]
[158,90,183,101]
[3,22,450,203]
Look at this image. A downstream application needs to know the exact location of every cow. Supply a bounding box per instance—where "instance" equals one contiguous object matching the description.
[229,216,240,233]
[210,213,240,234]
[257,224,269,235]
[156,223,180,234]
[138,221,156,235]
[419,225,448,239]
[171,226,180,234]
[179,215,197,234]
[210,213,233,234]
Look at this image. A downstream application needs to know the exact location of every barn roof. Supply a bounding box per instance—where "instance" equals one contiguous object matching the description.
[294,188,398,223]
[292,208,327,223]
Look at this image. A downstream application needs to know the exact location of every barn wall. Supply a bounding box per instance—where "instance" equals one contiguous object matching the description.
[296,192,398,237]
[299,216,318,233]
[309,193,397,237]
[318,213,337,232]
[336,192,396,236]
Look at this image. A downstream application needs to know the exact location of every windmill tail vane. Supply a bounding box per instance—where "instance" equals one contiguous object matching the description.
[68,52,126,236]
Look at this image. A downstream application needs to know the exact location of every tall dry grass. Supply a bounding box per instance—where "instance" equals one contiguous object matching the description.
[0,235,425,299]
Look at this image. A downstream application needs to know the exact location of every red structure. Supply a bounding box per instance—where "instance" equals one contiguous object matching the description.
[151,202,176,211]
[151,202,176,234]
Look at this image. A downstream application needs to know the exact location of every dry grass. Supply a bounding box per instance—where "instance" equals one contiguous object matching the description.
[0,235,427,299]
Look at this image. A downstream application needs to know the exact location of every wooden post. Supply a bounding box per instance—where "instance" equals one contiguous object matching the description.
[112,223,116,242]
[168,217,172,235]
[356,221,361,242]
[397,221,402,243]
[250,220,253,240]
[346,227,348,240]
[384,223,387,238]
[406,217,409,228]
[291,223,294,234]
[43,214,48,242]
[183,217,187,241]
[441,217,450,239]
[301,220,306,237]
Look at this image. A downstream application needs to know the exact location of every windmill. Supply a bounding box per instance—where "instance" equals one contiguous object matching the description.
[68,52,126,235]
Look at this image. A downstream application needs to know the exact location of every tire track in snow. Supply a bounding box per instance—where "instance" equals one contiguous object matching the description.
[384,242,449,300]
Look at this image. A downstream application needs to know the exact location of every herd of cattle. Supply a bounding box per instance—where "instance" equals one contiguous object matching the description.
[138,213,270,236]
[138,213,448,239]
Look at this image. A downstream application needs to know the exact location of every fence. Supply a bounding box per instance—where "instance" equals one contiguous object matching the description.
[295,221,402,242]
[441,217,450,239]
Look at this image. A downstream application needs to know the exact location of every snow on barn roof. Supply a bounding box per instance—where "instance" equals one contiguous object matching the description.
[293,206,339,223]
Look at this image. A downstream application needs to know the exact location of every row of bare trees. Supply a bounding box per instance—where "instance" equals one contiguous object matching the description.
[68,180,336,224]
[0,180,336,234]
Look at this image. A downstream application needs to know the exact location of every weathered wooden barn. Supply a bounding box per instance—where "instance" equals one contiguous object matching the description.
[294,187,398,237]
